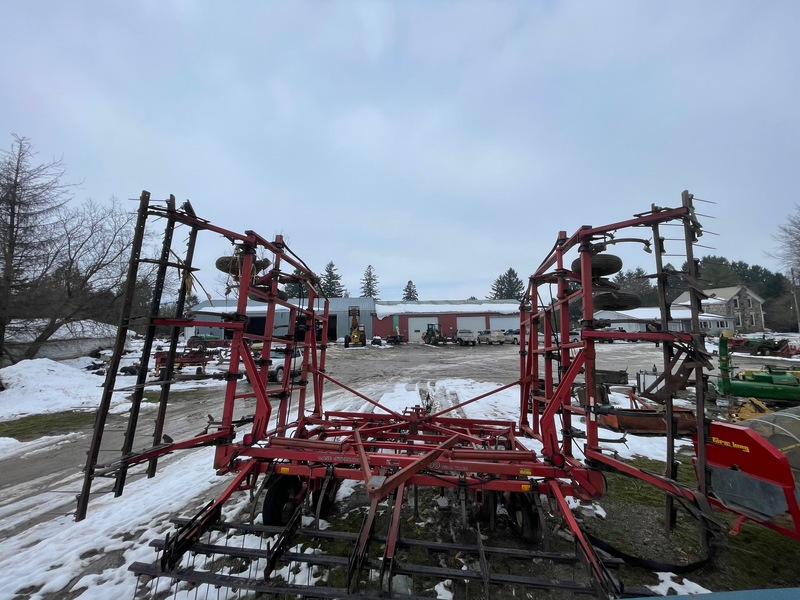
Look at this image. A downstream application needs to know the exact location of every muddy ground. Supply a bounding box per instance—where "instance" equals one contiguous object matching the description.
[2,340,799,598]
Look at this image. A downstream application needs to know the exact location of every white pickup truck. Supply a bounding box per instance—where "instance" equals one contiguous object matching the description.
[455,329,477,346]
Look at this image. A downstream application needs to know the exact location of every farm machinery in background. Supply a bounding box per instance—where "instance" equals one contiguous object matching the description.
[716,336,800,404]
[343,305,367,348]
[75,191,800,600]
[421,322,446,345]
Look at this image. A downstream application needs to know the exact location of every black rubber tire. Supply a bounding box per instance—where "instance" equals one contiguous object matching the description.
[275,366,284,381]
[510,492,541,543]
[344,335,350,348]
[572,253,623,277]
[215,255,239,275]
[196,342,207,352]
[477,490,497,523]
[253,258,272,272]
[262,475,301,526]
[593,291,642,311]
[471,341,476,346]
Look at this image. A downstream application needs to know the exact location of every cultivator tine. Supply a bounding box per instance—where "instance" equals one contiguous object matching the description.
[347,496,380,591]
[314,467,334,528]
[379,483,406,593]
[477,523,491,599]
[162,461,257,570]
[161,500,221,570]
[547,480,622,599]
[265,501,303,578]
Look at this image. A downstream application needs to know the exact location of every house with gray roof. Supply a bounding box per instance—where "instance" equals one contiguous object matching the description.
[671,285,765,333]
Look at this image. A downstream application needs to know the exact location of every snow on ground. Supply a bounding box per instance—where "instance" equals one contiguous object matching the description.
[0,348,718,598]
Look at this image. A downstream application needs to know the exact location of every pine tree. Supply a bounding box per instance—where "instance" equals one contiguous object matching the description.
[282,268,304,299]
[488,268,524,300]
[319,261,347,298]
[611,267,659,306]
[360,265,380,299]
[402,280,418,301]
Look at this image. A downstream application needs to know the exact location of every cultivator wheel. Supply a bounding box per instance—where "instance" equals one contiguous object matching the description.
[262,475,304,527]
[593,291,642,311]
[507,491,542,544]
[571,253,623,277]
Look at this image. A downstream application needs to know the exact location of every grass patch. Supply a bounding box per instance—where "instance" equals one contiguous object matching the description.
[590,455,800,592]
[0,411,96,441]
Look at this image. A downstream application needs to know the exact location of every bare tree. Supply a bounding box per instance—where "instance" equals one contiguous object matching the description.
[0,135,74,361]
[11,198,139,361]
[773,204,800,270]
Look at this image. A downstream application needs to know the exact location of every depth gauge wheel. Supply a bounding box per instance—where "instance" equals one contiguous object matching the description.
[262,475,302,526]
[593,291,642,311]
[509,492,541,543]
[571,253,624,278]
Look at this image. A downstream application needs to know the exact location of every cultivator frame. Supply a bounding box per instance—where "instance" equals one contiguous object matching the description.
[77,190,717,599]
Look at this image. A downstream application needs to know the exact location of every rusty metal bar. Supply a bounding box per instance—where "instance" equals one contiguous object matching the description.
[75,191,152,521]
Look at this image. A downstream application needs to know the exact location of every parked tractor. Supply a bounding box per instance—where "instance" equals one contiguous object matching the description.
[421,323,445,345]
[344,305,367,348]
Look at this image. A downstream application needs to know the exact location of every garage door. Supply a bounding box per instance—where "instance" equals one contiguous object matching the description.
[456,316,485,332]
[408,317,438,343]
[490,316,519,331]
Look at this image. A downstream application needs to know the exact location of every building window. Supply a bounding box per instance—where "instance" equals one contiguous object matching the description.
[749,313,756,326]
[732,297,739,309]
[736,313,742,327]
[746,297,752,308]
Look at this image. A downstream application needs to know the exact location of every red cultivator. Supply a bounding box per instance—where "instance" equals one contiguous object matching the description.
[78,190,782,599]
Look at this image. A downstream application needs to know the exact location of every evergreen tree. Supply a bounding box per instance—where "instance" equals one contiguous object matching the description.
[402,280,418,301]
[611,267,659,306]
[488,268,524,300]
[319,261,347,298]
[282,268,305,299]
[663,262,686,304]
[360,265,380,299]
[697,255,740,288]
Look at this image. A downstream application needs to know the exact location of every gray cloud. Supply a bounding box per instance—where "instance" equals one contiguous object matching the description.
[2,1,797,300]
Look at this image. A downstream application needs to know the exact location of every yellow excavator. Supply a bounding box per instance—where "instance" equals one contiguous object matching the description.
[344,306,367,348]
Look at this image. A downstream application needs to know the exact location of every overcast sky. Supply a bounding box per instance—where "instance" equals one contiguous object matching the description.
[3,2,798,300]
